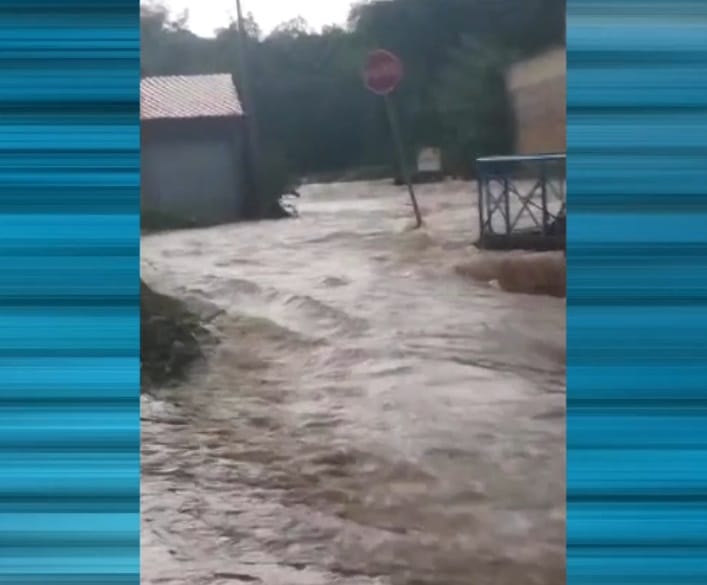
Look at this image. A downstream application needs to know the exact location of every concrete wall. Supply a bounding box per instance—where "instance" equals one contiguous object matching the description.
[506,47,566,155]
[142,134,245,225]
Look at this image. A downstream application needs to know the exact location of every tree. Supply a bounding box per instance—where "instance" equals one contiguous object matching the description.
[139,0,565,199]
[269,17,312,40]
[435,40,516,175]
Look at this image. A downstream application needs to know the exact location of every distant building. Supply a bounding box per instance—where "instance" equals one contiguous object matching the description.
[141,74,251,225]
[506,47,566,155]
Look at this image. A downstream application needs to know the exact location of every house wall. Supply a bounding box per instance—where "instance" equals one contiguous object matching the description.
[506,47,566,155]
[142,130,246,225]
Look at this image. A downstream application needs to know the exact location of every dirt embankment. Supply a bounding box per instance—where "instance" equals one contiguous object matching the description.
[141,281,211,390]
[456,251,566,298]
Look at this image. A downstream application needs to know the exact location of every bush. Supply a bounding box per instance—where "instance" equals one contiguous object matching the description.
[251,148,299,218]
[141,281,210,389]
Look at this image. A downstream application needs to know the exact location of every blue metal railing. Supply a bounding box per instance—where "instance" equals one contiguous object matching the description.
[475,153,566,250]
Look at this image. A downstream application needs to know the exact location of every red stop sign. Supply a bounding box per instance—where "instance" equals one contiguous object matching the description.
[363,49,404,96]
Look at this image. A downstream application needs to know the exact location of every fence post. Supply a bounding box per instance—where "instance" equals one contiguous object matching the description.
[503,174,511,242]
[476,171,485,240]
[540,160,549,235]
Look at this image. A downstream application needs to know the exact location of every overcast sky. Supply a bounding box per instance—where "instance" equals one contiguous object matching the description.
[163,0,356,36]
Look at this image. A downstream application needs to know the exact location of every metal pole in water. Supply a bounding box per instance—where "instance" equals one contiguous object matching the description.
[383,94,423,229]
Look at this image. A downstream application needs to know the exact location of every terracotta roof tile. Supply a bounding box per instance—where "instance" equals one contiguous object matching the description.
[141,74,244,120]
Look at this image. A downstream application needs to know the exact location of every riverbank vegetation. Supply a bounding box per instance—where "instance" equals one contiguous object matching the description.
[141,281,211,389]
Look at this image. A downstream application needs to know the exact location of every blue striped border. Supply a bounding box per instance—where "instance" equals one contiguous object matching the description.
[0,1,140,583]
[568,2,707,584]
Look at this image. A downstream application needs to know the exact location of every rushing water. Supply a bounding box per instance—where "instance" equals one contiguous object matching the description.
[141,181,566,585]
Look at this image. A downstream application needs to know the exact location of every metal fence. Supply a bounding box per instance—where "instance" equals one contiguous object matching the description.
[475,154,566,250]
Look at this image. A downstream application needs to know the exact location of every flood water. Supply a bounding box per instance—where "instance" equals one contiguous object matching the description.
[141,181,566,585]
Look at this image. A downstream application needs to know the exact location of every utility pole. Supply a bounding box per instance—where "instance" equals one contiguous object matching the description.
[234,0,262,216]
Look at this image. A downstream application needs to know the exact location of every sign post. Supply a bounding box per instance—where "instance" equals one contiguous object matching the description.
[363,49,423,228]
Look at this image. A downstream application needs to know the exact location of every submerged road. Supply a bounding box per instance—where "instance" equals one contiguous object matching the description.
[141,180,566,585]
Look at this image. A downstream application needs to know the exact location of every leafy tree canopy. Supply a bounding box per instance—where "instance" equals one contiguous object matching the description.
[141,0,565,182]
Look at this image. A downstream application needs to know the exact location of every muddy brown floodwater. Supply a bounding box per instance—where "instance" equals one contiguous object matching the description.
[141,181,566,585]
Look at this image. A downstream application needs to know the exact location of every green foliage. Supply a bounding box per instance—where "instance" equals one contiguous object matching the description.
[141,280,209,389]
[141,0,565,187]
[435,41,517,175]
[252,146,296,217]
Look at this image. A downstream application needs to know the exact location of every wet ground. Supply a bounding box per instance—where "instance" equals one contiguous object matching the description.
[141,181,566,585]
